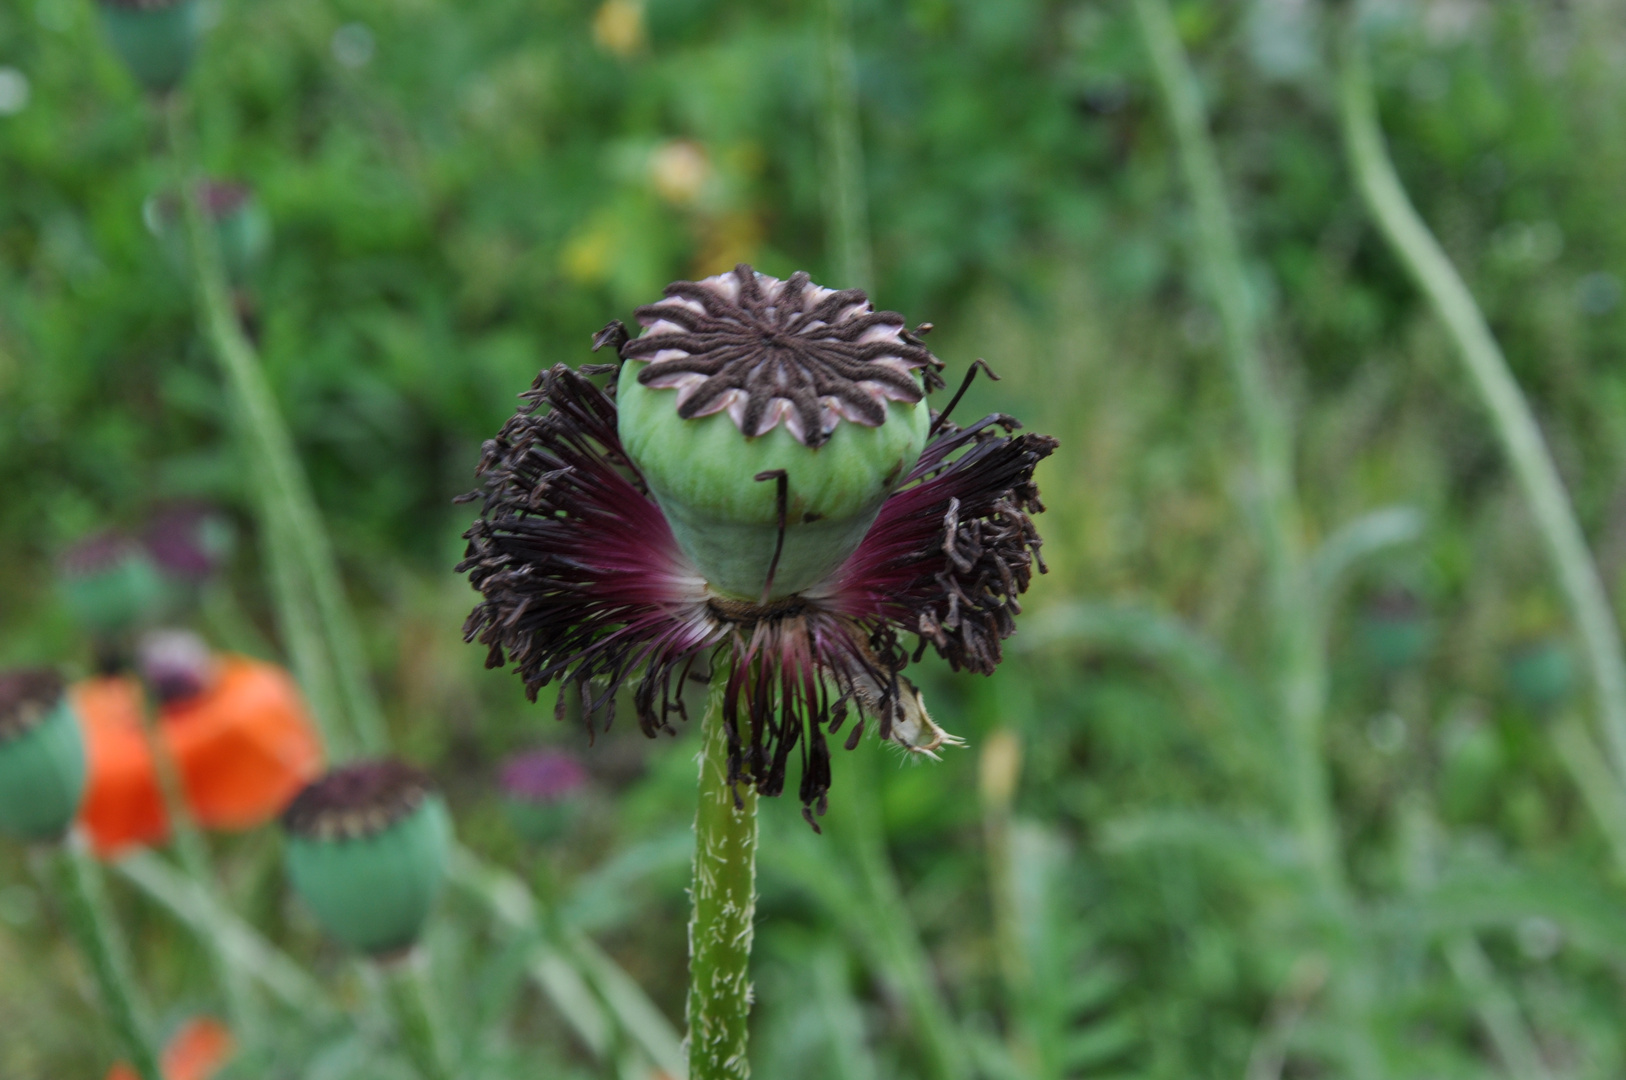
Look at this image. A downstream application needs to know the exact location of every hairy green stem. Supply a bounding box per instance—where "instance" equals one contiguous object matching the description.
[56,834,163,1080]
[162,94,387,760]
[686,676,759,1080]
[1337,21,1626,786]
[135,691,262,1042]
[1130,0,1340,900]
[383,950,455,1080]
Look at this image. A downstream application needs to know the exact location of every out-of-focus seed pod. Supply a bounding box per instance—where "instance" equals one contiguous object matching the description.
[498,748,589,844]
[1355,587,1433,673]
[1505,637,1575,715]
[74,657,323,857]
[0,670,89,844]
[96,0,202,95]
[58,532,171,640]
[145,182,272,285]
[282,760,452,956]
[142,503,236,587]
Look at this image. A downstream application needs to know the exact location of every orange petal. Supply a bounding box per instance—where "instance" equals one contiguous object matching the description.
[74,676,166,857]
[164,657,323,829]
[162,1017,235,1080]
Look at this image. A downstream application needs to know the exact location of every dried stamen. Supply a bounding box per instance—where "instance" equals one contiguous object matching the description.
[0,670,65,740]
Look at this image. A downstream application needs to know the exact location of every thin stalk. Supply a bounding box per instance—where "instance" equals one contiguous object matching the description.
[820,6,970,1076]
[55,833,163,1080]
[1130,0,1342,897]
[1336,21,1626,785]
[833,750,970,1080]
[161,93,387,760]
[135,692,261,1042]
[115,850,337,1019]
[1551,716,1626,872]
[383,950,455,1080]
[686,674,759,1080]
[1443,935,1554,1080]
[821,0,872,293]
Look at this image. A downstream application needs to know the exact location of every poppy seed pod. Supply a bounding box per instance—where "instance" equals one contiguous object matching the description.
[461,267,1055,825]
[282,760,451,956]
[0,669,89,844]
[1355,587,1433,673]
[499,748,589,843]
[1505,637,1575,715]
[96,0,202,95]
[58,532,171,640]
[145,183,272,285]
[614,265,939,599]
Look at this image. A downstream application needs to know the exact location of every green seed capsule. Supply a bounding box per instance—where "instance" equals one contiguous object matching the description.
[97,0,202,95]
[0,671,89,844]
[282,761,451,957]
[58,534,171,638]
[615,266,940,599]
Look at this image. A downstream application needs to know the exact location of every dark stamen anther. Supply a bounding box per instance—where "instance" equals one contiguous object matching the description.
[929,358,999,437]
[755,469,789,604]
[592,320,630,354]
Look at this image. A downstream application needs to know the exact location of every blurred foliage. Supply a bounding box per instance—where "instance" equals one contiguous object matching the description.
[6,0,1626,1077]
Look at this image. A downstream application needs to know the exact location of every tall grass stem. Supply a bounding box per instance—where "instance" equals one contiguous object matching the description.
[1130,0,1341,898]
[56,833,163,1080]
[135,691,262,1042]
[686,675,758,1080]
[1336,21,1626,786]
[162,94,387,760]
[383,950,456,1080]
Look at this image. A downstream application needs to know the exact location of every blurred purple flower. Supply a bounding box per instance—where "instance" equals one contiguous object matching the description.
[499,749,589,805]
[142,503,234,583]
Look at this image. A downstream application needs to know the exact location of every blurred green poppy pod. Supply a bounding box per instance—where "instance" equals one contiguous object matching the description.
[281,759,451,956]
[58,532,171,640]
[498,748,588,844]
[96,0,202,95]
[1505,637,1575,714]
[145,182,272,285]
[611,264,942,599]
[1355,587,1433,673]
[0,669,89,843]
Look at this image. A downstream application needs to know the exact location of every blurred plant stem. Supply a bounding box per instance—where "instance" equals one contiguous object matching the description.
[1132,3,1384,1076]
[51,833,163,1080]
[686,675,758,1080]
[1337,18,1626,788]
[1397,796,1553,1080]
[819,4,971,1078]
[115,849,338,1018]
[1130,0,1342,900]
[1551,716,1626,871]
[821,0,871,293]
[134,689,262,1044]
[382,950,455,1080]
[154,89,684,1076]
[447,847,688,1077]
[161,93,386,762]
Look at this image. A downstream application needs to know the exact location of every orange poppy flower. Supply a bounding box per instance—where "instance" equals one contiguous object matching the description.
[75,656,323,857]
[107,1016,235,1080]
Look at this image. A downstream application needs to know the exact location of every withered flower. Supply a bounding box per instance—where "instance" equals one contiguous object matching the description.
[460,265,1055,826]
